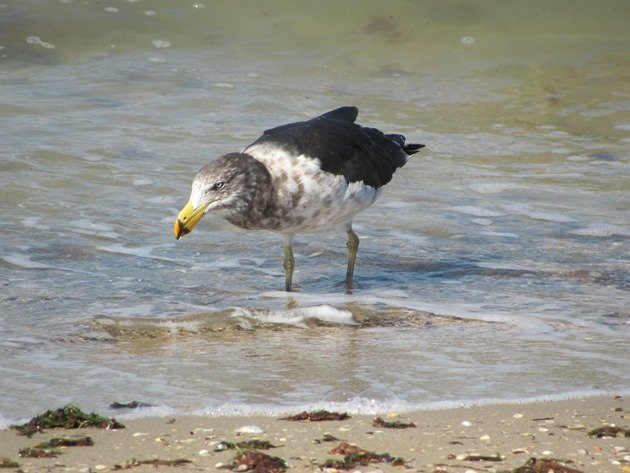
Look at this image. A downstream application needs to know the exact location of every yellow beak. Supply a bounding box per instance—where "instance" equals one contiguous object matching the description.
[174,201,209,240]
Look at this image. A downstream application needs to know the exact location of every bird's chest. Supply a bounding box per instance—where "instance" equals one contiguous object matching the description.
[235,150,380,233]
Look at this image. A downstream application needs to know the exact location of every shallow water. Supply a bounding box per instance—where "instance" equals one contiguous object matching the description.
[1,0,629,425]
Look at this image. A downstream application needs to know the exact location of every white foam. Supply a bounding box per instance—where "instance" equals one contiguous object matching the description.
[116,404,177,420]
[67,218,119,238]
[450,206,503,217]
[469,182,518,194]
[151,39,171,48]
[570,223,629,237]
[261,290,553,332]
[2,253,51,269]
[21,217,50,230]
[2,388,628,429]
[100,304,156,317]
[97,244,178,262]
[480,231,519,238]
[501,203,575,222]
[232,305,356,327]
[167,388,630,419]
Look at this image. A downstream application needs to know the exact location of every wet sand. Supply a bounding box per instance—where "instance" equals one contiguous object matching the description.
[1,395,628,472]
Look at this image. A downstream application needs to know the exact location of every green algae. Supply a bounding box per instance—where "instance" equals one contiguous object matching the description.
[109,401,152,409]
[215,439,276,452]
[18,447,59,458]
[0,458,19,468]
[222,450,286,472]
[11,404,124,437]
[112,458,192,470]
[371,416,416,429]
[587,425,630,437]
[35,436,94,448]
[17,435,95,459]
[506,457,584,473]
[281,410,350,421]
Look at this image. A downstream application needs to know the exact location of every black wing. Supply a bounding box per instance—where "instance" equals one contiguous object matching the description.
[247,106,423,188]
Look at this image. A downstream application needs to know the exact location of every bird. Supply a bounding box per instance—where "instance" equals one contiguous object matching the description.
[173,106,423,291]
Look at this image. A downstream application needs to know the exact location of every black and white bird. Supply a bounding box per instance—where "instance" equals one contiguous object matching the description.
[173,106,423,291]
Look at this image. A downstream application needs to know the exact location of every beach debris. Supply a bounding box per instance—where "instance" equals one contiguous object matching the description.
[314,433,340,444]
[371,416,416,429]
[509,457,584,473]
[587,425,630,438]
[281,410,351,422]
[19,447,58,458]
[112,458,192,469]
[511,448,530,454]
[34,435,94,448]
[214,440,276,452]
[221,450,287,472]
[235,425,265,434]
[321,442,405,470]
[109,401,152,409]
[18,435,94,458]
[455,453,504,461]
[11,404,124,437]
[0,457,19,468]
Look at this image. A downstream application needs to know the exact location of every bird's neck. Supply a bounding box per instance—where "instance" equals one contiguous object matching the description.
[222,154,276,229]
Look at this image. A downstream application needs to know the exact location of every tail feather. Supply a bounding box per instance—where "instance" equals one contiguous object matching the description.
[403,143,424,155]
[386,133,424,155]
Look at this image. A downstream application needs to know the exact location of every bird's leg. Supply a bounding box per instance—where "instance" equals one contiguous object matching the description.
[283,241,295,292]
[345,229,360,291]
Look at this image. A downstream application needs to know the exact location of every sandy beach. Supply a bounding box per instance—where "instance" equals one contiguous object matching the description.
[1,395,627,473]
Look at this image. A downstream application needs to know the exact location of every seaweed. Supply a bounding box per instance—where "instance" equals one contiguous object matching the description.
[321,442,405,470]
[313,433,340,444]
[215,440,276,452]
[109,401,152,410]
[0,458,19,468]
[19,447,59,458]
[281,410,350,421]
[508,457,584,473]
[112,458,191,470]
[35,436,94,448]
[221,450,287,472]
[17,435,94,459]
[587,425,630,437]
[372,416,416,429]
[10,404,125,437]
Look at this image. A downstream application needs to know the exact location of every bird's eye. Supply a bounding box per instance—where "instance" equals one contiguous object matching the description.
[212,181,226,190]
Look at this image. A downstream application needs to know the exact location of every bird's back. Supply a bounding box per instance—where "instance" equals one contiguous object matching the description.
[237,107,423,234]
[247,106,423,189]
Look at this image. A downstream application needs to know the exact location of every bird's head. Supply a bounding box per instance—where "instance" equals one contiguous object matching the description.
[174,153,256,240]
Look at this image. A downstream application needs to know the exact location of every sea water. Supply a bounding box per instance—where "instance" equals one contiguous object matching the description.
[0,0,628,425]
